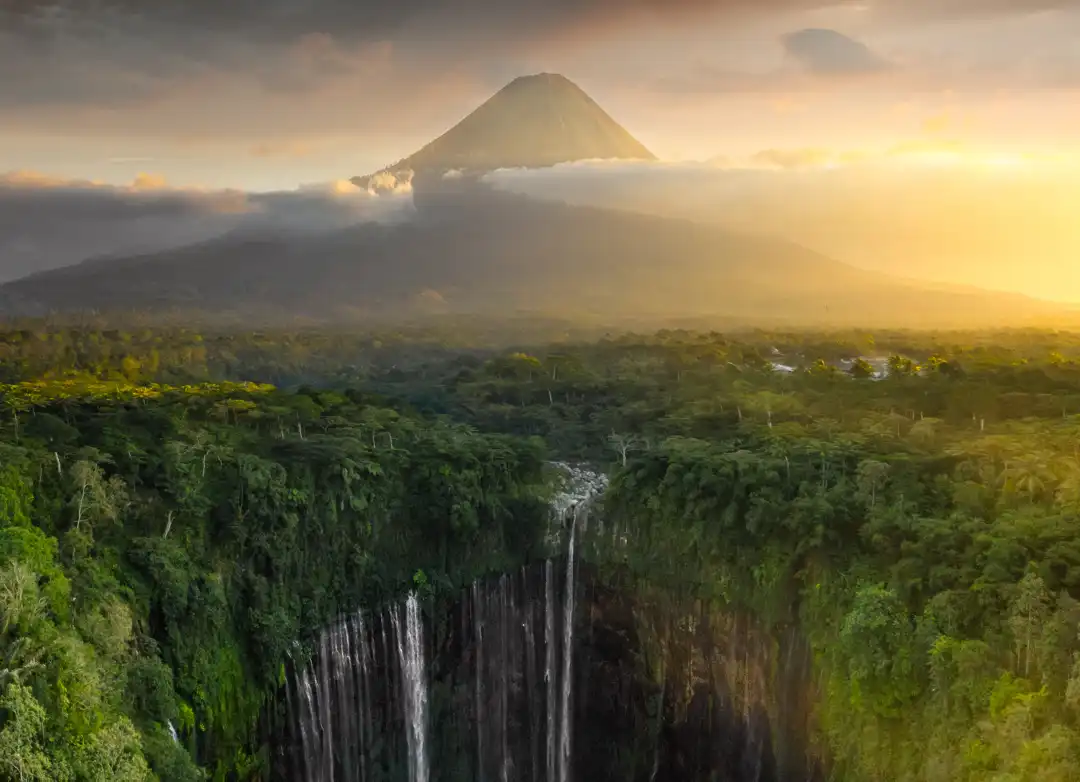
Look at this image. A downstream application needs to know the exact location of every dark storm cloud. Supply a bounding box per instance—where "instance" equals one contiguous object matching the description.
[1,0,806,44]
[782,29,891,74]
[4,0,1074,44]
[0,0,1076,117]
[0,178,240,280]
[0,174,413,282]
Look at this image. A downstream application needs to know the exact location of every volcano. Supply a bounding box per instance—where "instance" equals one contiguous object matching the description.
[352,73,655,191]
[0,74,1069,328]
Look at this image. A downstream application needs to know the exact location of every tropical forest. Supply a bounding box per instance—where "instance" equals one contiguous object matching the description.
[2,319,1080,782]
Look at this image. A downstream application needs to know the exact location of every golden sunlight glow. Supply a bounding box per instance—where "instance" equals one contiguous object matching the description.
[758,140,1080,173]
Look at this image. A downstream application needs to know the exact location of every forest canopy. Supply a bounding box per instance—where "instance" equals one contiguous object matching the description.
[3,321,1080,779]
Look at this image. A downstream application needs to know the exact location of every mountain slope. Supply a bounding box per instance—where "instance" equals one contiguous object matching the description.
[0,187,1064,327]
[352,73,655,189]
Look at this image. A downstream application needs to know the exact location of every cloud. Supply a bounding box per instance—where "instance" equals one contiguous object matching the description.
[866,0,1080,24]
[0,171,414,282]
[360,170,415,195]
[650,28,889,95]
[651,25,1080,98]
[0,1,804,50]
[4,0,1070,46]
[781,28,890,74]
[131,173,171,190]
[750,147,833,168]
[4,0,1066,113]
[479,153,1080,302]
[3,0,1078,157]
[0,0,785,115]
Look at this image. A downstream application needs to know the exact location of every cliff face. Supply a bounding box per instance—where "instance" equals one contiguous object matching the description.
[270,562,825,782]
[578,570,825,782]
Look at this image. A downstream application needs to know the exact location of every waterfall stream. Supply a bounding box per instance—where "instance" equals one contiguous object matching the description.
[273,461,826,782]
[393,594,429,782]
[544,559,556,782]
[557,506,580,782]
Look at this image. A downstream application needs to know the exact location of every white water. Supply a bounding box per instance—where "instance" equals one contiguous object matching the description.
[558,506,579,782]
[544,559,557,782]
[298,666,318,780]
[318,631,335,782]
[499,575,511,782]
[392,594,429,782]
[474,580,485,782]
[167,720,179,744]
[357,614,372,782]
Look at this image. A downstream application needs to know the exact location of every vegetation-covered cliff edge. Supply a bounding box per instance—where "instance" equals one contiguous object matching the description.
[4,324,1080,780]
[0,378,550,779]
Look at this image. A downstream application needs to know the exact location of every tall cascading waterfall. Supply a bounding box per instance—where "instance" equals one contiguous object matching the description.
[558,502,583,782]
[272,459,826,782]
[276,463,607,782]
[544,560,556,782]
[393,594,429,782]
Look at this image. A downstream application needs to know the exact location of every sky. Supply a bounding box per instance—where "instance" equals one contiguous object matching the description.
[1,0,1079,300]
[3,0,1080,188]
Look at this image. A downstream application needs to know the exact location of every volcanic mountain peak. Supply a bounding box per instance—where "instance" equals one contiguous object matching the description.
[352,73,655,190]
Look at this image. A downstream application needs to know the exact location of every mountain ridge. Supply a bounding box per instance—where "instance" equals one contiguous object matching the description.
[0,187,1065,328]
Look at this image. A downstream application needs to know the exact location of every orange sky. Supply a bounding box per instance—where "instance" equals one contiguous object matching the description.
[3,2,1079,187]
[1,1,1078,299]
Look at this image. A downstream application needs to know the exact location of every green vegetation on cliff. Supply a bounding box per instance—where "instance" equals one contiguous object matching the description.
[0,376,548,779]
[365,327,1080,780]
[5,322,1080,780]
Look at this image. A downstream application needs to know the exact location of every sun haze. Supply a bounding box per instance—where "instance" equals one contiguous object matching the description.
[2,0,1078,308]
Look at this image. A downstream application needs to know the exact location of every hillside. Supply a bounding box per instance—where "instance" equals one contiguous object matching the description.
[352,73,655,190]
[0,186,1063,328]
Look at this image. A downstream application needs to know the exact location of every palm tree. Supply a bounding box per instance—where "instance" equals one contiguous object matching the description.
[998,452,1055,502]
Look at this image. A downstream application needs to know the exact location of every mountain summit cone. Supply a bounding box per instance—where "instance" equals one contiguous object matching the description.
[352,73,655,190]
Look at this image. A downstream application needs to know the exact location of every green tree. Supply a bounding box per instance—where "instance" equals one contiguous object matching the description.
[68,460,128,533]
[0,683,54,781]
[1009,572,1052,678]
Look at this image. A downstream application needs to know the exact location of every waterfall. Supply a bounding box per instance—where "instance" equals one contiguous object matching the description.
[393,594,429,782]
[474,580,485,782]
[499,575,511,782]
[273,462,827,782]
[167,720,179,744]
[524,566,541,782]
[558,506,579,782]
[318,631,335,782]
[282,563,590,782]
[544,559,557,782]
[297,666,316,780]
[279,463,606,782]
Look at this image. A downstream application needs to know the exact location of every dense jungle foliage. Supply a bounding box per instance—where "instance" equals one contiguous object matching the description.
[366,326,1080,781]
[5,319,1080,780]
[0,375,549,780]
